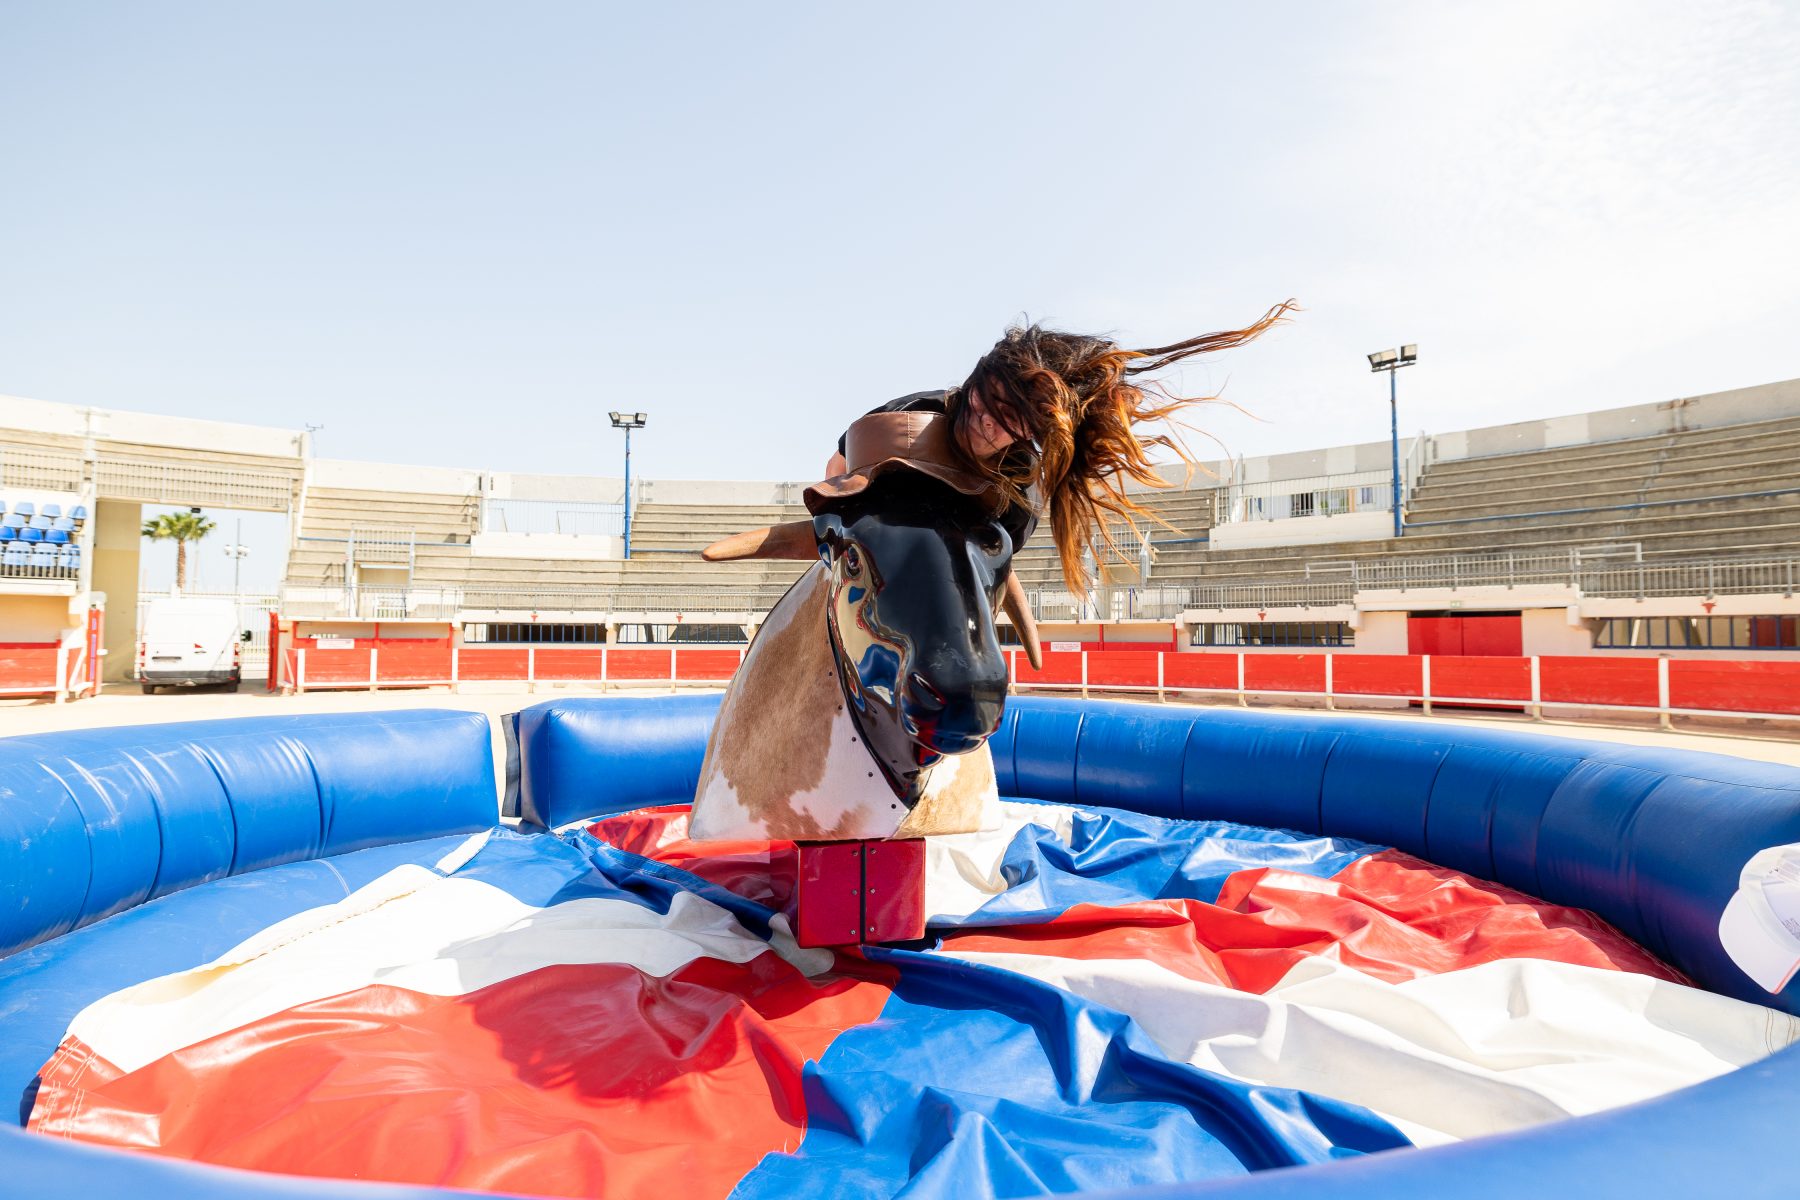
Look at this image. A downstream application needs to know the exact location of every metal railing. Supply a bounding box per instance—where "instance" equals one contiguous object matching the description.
[278,583,790,621]
[1169,546,1800,611]
[276,544,1800,625]
[482,498,625,537]
[0,445,85,492]
[95,454,296,512]
[1217,470,1397,524]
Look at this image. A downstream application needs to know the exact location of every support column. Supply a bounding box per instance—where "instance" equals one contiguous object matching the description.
[91,500,142,683]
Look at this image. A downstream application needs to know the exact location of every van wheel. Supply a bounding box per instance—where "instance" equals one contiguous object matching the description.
[224,680,241,693]
[141,684,158,696]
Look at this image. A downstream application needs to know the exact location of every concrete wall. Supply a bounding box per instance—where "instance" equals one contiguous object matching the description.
[1521,606,1595,656]
[1431,379,1800,464]
[1210,510,1395,550]
[1352,609,1410,653]
[311,458,483,495]
[471,531,625,560]
[90,500,141,681]
[639,478,807,506]
[491,472,625,504]
[0,594,76,642]
[0,393,303,458]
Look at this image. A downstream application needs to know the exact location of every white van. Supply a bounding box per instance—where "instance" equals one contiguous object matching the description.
[137,597,245,694]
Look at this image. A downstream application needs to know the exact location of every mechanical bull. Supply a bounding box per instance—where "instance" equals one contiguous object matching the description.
[689,411,1043,849]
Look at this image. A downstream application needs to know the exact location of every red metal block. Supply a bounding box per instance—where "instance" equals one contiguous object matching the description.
[790,841,866,948]
[862,838,927,943]
[787,838,928,947]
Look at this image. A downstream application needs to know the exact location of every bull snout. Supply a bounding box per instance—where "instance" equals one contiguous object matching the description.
[901,665,1006,756]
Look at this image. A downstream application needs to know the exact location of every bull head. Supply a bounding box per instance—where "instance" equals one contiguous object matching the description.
[704,471,1040,806]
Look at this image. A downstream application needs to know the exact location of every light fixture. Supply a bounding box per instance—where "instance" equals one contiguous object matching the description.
[1367,349,1399,371]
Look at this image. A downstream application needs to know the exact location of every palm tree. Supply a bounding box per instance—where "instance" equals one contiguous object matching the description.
[141,511,217,591]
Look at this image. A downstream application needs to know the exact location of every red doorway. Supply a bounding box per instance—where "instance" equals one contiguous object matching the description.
[1407,611,1524,710]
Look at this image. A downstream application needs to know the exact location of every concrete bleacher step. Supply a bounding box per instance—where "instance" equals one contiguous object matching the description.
[1410,471,1800,524]
[1419,416,1800,488]
[1412,443,1800,508]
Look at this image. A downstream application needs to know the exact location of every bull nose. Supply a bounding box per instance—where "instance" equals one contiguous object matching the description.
[902,671,1004,755]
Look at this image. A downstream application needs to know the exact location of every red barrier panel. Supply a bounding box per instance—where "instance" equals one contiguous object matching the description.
[1087,653,1158,689]
[1332,654,1423,697]
[675,649,742,681]
[1013,650,1084,686]
[375,646,452,684]
[534,648,606,681]
[300,649,375,686]
[0,644,57,693]
[609,648,674,681]
[1540,656,1659,708]
[1670,659,1800,716]
[1429,655,1532,702]
[457,648,530,681]
[1161,653,1238,691]
[1243,653,1326,695]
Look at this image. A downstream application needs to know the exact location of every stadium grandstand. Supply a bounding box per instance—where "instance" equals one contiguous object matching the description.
[2,379,1797,718]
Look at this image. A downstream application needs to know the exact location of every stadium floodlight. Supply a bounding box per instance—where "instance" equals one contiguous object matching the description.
[1366,344,1419,539]
[609,412,649,559]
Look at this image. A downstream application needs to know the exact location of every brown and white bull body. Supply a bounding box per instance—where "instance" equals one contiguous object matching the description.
[688,562,1000,842]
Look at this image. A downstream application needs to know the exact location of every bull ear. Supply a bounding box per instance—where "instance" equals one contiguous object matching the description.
[701,519,818,562]
[1000,569,1043,671]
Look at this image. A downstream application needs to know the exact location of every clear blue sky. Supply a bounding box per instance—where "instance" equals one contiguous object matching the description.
[4,0,1798,498]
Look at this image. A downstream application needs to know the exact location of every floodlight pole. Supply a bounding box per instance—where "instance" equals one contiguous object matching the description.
[1367,346,1417,539]
[609,412,648,560]
[1388,370,1401,539]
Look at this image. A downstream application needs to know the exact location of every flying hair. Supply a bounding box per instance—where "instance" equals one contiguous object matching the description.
[950,300,1297,595]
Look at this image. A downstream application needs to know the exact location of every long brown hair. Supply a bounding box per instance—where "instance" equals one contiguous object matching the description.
[951,300,1295,594]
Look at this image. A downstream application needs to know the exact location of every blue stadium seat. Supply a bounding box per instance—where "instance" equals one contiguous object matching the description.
[2,546,28,568]
[58,545,81,569]
[0,527,14,543]
[69,504,88,521]
[45,528,68,545]
[52,517,75,532]
[19,527,43,544]
[28,516,51,531]
[0,514,21,530]
[13,502,33,518]
[40,504,61,519]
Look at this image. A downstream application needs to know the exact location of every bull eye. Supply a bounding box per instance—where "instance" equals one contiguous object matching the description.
[842,545,862,577]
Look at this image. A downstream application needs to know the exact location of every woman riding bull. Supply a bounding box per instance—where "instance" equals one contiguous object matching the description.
[823,301,1297,593]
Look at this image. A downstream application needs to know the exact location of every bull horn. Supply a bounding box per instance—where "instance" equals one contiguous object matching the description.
[1000,570,1042,671]
[701,519,818,562]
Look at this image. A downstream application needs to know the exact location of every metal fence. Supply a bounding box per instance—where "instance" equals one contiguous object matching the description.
[1147,546,1800,612]
[1217,470,1397,524]
[0,445,85,492]
[275,544,1800,626]
[482,498,625,537]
